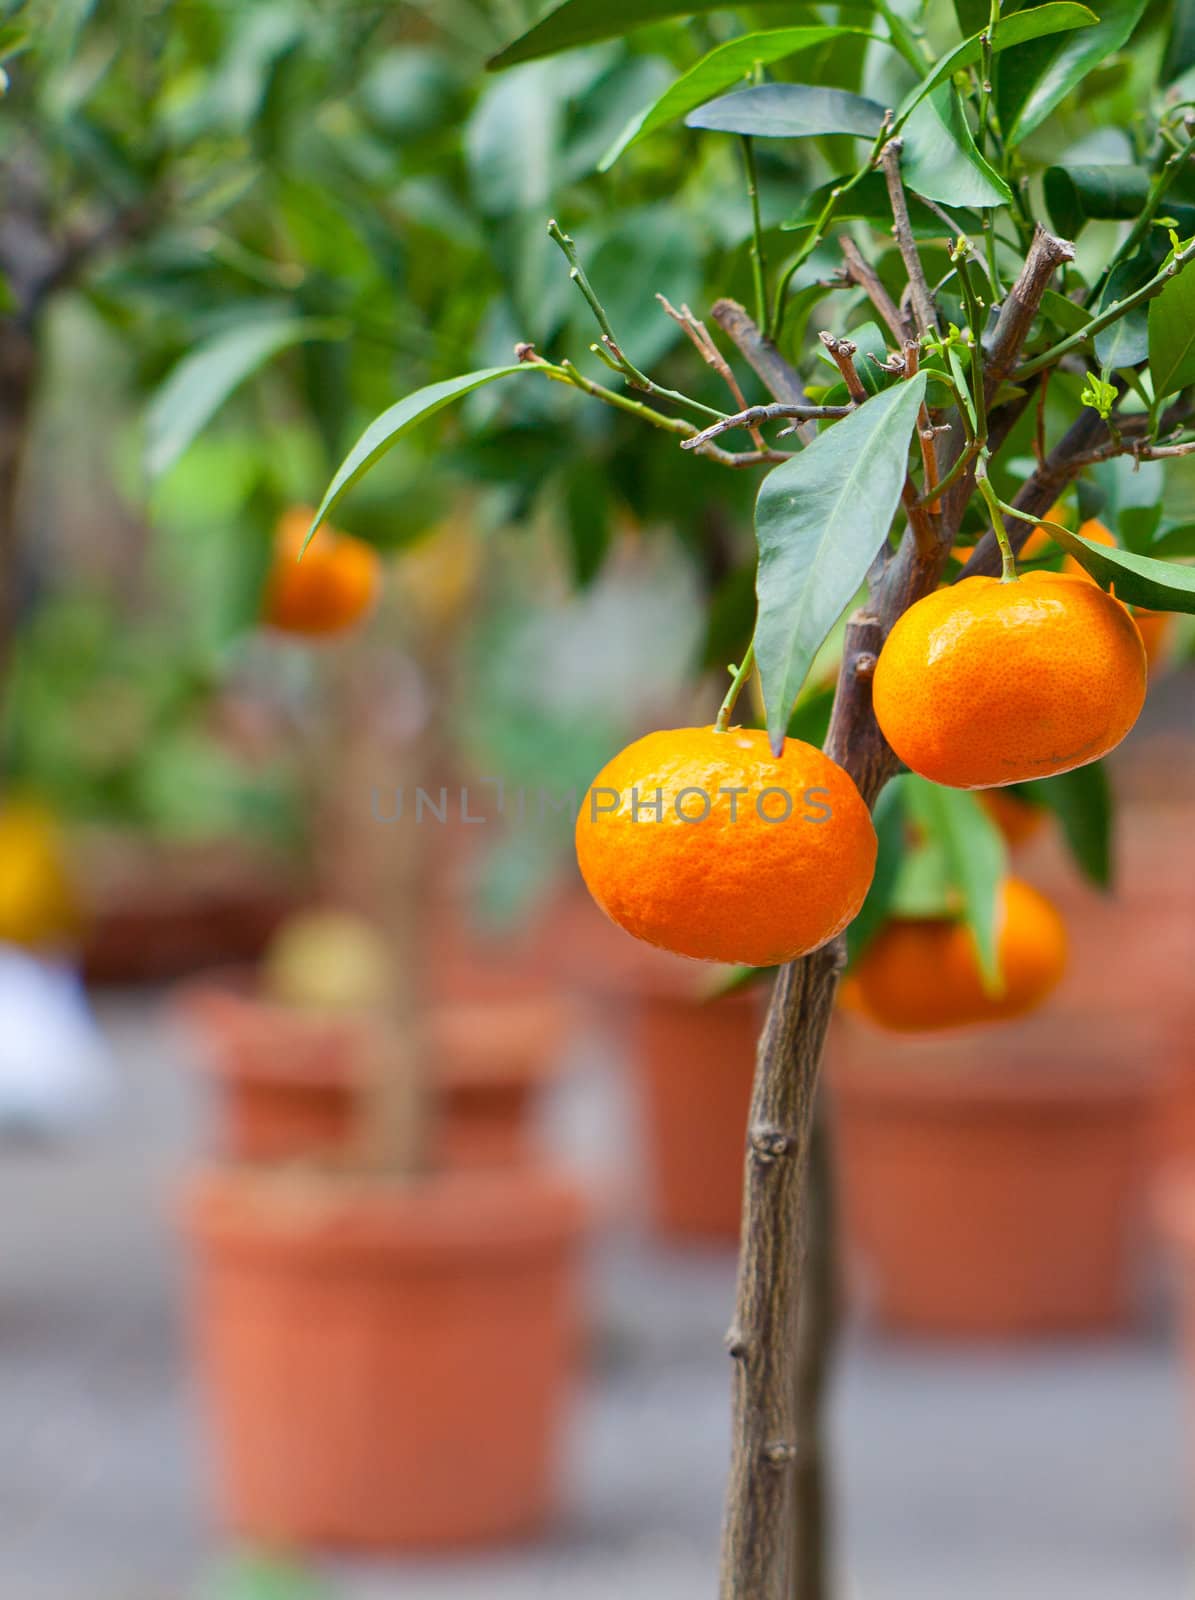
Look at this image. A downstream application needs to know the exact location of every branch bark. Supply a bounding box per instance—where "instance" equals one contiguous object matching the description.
[839,236,910,345]
[983,225,1075,406]
[880,141,937,338]
[711,298,810,407]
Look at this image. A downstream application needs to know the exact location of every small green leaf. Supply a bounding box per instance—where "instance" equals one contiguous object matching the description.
[1022,764,1112,889]
[995,0,1148,148]
[1080,373,1117,419]
[686,83,886,141]
[896,2,1097,123]
[753,376,928,752]
[308,367,534,544]
[488,0,796,68]
[900,84,1011,209]
[903,777,1007,990]
[146,318,343,479]
[1039,518,1195,613]
[1148,254,1195,399]
[599,27,876,169]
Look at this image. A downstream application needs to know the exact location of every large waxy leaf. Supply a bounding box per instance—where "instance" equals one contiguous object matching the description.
[903,777,1006,988]
[146,317,343,478]
[308,367,533,543]
[1022,764,1112,888]
[488,0,796,69]
[995,0,1148,148]
[599,26,875,169]
[1040,519,1195,612]
[896,2,1096,122]
[1148,255,1195,399]
[686,83,886,141]
[753,375,928,752]
[900,83,1011,208]
[1044,164,1150,238]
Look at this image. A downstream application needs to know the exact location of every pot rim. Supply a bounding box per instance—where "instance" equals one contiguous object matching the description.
[182,1161,588,1267]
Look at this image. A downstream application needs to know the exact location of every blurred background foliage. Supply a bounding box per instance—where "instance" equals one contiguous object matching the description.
[0,0,1192,912]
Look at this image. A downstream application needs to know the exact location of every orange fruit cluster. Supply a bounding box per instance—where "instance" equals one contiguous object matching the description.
[263,507,380,637]
[843,878,1067,1032]
[575,726,876,966]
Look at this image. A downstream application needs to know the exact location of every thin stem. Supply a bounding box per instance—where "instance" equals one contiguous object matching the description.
[975,457,1018,582]
[741,136,770,338]
[683,400,854,451]
[546,219,727,423]
[954,245,989,444]
[839,236,911,344]
[716,643,756,731]
[1015,233,1195,381]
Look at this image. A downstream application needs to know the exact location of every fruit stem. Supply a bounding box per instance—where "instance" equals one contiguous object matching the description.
[716,642,756,732]
[975,455,1018,583]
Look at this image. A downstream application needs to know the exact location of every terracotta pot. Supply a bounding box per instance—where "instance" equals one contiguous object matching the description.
[180,975,566,1171]
[78,833,298,986]
[633,984,763,1243]
[184,1163,586,1548]
[830,1013,1154,1337]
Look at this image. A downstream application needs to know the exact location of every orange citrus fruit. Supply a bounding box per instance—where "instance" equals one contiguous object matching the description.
[575,727,877,966]
[979,789,1047,847]
[873,572,1147,788]
[842,877,1067,1032]
[263,507,380,637]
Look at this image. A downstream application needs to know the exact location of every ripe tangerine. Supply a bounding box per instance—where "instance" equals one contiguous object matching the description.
[842,877,1067,1032]
[575,726,876,966]
[873,571,1147,789]
[263,506,380,638]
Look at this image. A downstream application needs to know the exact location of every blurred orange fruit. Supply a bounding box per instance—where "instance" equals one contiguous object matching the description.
[0,800,81,950]
[843,877,1067,1032]
[263,507,380,637]
[873,572,1147,788]
[980,789,1047,847]
[575,726,877,966]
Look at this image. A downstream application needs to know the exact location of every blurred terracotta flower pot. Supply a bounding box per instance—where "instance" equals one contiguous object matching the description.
[180,975,566,1171]
[184,1164,586,1549]
[830,1012,1154,1337]
[633,983,763,1243]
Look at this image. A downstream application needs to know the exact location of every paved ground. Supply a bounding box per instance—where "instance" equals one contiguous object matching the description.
[0,993,1191,1600]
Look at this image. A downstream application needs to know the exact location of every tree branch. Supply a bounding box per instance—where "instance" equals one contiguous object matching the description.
[711,298,810,407]
[838,236,911,345]
[984,226,1075,401]
[881,140,937,338]
[682,400,854,451]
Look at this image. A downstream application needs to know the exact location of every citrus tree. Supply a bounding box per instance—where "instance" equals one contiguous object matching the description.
[296,0,1195,1593]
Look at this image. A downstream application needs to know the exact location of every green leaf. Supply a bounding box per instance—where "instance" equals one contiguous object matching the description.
[1095,255,1152,370]
[1039,288,1093,336]
[1039,518,1195,613]
[599,27,876,169]
[309,367,534,544]
[847,780,908,965]
[1164,0,1195,82]
[753,376,928,752]
[1044,165,1150,238]
[903,777,1007,989]
[488,0,797,68]
[686,83,886,141]
[995,0,1148,148]
[815,318,892,395]
[1149,255,1195,399]
[146,318,343,479]
[1151,521,1195,559]
[896,3,1097,122]
[900,84,1011,208]
[783,170,978,236]
[1022,764,1112,889]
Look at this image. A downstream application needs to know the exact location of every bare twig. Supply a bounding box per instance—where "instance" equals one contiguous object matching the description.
[819,333,868,404]
[881,140,938,337]
[659,295,766,448]
[838,236,911,344]
[712,298,810,407]
[682,400,854,451]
